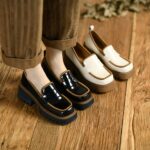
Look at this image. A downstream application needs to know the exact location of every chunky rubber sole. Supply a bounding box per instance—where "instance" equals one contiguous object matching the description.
[111,69,133,81]
[63,52,115,93]
[18,85,77,125]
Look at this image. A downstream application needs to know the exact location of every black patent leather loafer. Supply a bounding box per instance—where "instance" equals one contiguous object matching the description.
[18,73,77,125]
[42,60,94,110]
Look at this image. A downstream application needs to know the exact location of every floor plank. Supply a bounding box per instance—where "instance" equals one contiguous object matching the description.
[121,12,150,150]
[0,66,38,150]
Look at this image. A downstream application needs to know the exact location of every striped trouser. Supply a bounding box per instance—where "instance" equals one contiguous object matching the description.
[0,0,80,69]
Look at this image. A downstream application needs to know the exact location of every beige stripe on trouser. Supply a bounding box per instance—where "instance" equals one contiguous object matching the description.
[0,0,80,69]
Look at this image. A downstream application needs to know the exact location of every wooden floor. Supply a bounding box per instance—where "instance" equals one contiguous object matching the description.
[0,1,150,150]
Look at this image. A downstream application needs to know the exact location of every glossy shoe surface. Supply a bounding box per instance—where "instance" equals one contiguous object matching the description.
[18,73,77,125]
[42,60,94,110]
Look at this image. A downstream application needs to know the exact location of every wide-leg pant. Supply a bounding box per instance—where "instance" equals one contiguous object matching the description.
[0,0,80,69]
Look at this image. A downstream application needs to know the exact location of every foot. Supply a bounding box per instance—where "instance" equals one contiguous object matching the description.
[19,72,77,125]
[44,47,94,110]
[25,64,50,94]
[45,47,67,79]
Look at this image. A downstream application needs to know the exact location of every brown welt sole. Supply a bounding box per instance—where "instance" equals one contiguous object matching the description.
[111,69,134,81]
[63,52,115,93]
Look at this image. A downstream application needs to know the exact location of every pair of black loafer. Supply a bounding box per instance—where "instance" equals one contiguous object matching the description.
[18,60,94,125]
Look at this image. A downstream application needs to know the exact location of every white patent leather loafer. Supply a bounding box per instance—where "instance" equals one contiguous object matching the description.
[84,25,133,80]
[64,43,115,93]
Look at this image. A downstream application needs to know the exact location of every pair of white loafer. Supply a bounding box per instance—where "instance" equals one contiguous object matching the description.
[64,25,133,93]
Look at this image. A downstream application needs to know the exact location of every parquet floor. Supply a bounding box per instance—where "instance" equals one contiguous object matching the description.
[0,1,150,150]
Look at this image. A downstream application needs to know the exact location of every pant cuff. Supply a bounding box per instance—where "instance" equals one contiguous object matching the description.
[42,36,77,50]
[2,50,44,69]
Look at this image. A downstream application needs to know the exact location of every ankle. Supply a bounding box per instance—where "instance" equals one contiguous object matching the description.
[25,64,50,94]
[46,47,67,79]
